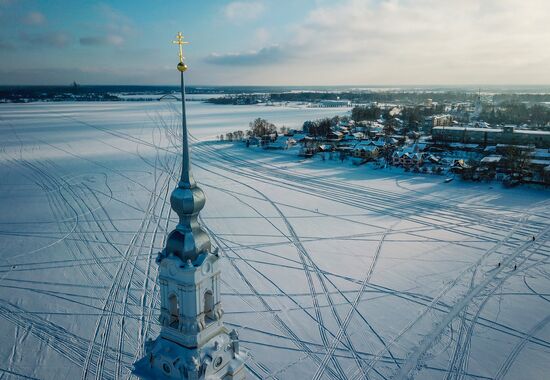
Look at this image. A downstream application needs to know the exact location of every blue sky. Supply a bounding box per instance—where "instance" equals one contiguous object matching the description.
[1,0,549,85]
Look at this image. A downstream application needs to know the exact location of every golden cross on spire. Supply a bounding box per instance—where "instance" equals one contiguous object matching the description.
[172,32,189,64]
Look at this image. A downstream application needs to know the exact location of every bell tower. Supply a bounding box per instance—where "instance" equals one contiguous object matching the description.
[132,32,246,380]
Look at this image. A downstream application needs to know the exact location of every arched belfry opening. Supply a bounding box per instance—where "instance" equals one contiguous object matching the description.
[204,290,215,324]
[168,293,179,328]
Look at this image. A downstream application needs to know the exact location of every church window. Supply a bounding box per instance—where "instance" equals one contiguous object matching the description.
[204,290,215,323]
[168,293,179,327]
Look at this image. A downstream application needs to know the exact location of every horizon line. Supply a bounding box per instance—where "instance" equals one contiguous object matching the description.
[2,83,550,88]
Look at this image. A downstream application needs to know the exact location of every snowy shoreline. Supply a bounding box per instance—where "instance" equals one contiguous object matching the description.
[212,140,550,194]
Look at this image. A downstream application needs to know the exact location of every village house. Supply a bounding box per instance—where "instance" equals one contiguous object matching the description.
[477,155,503,180]
[425,154,441,165]
[479,155,503,171]
[392,151,424,167]
[246,136,262,146]
[392,151,409,166]
[544,166,550,185]
[352,141,379,159]
[290,133,307,143]
[260,133,278,145]
[264,135,296,150]
[412,153,424,166]
[529,148,550,183]
[342,132,365,142]
[391,141,427,167]
[335,120,354,135]
[318,144,334,153]
[372,136,399,147]
[450,159,472,175]
[326,130,345,141]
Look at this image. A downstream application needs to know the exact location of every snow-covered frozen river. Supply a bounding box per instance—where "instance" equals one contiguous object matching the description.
[0,101,549,379]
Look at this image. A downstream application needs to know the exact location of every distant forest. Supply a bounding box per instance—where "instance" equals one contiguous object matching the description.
[2,86,550,110]
[207,91,550,106]
[270,91,550,105]
[270,91,479,104]
[0,85,228,103]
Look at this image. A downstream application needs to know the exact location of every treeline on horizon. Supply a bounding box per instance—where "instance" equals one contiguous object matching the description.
[207,91,550,105]
[271,91,550,104]
[270,91,478,104]
[3,85,550,108]
[1,85,341,101]
[0,85,232,102]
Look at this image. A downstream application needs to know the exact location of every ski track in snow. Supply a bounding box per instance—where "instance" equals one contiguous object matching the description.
[0,102,549,380]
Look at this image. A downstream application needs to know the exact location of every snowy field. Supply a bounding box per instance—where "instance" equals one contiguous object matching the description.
[0,101,549,380]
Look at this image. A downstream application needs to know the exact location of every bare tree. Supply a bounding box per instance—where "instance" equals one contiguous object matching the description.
[503,146,531,180]
[249,118,276,137]
[383,124,396,137]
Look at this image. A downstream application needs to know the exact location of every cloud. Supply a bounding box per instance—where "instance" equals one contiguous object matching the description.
[224,1,265,22]
[199,0,550,85]
[20,31,70,48]
[23,11,45,25]
[79,35,125,46]
[275,0,550,84]
[96,3,134,35]
[205,45,286,65]
[76,4,133,48]
[254,27,269,45]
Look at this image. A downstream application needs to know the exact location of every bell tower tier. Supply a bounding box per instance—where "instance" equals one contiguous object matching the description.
[132,32,246,380]
[158,252,225,348]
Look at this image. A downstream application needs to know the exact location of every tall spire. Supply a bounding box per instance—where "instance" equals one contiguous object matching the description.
[133,32,247,380]
[173,32,192,186]
[164,32,211,262]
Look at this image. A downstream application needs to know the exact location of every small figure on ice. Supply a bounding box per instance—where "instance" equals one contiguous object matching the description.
[532,235,536,241]
[497,262,501,268]
[513,264,517,271]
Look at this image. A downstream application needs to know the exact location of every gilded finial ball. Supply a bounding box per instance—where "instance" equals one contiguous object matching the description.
[177,62,188,72]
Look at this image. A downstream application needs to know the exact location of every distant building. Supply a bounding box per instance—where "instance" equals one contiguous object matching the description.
[469,91,483,121]
[318,100,352,107]
[432,125,550,148]
[423,114,453,134]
